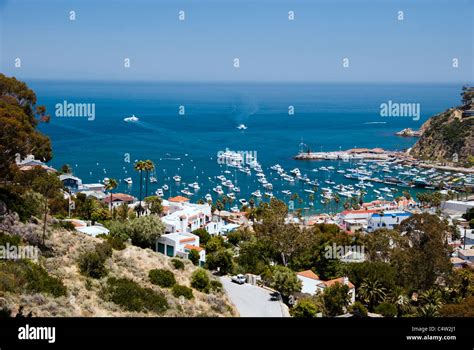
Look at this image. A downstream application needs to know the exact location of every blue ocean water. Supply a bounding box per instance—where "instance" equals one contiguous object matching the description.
[30,80,462,212]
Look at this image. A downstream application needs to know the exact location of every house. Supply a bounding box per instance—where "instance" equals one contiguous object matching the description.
[297,270,324,295]
[296,270,356,304]
[450,257,467,269]
[82,183,105,192]
[323,277,356,304]
[16,154,56,173]
[59,174,83,192]
[156,232,206,265]
[338,210,377,231]
[366,211,412,232]
[77,190,107,201]
[64,219,109,237]
[104,193,136,208]
[441,200,474,215]
[458,249,474,263]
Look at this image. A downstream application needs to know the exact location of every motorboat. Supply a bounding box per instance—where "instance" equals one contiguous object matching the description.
[124,115,139,122]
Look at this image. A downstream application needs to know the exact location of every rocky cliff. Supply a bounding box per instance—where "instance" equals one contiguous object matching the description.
[409,107,473,166]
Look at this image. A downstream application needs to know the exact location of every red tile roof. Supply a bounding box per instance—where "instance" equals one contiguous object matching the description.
[169,196,190,203]
[297,270,320,280]
[104,193,135,203]
[324,277,355,289]
[179,237,195,244]
[184,244,204,252]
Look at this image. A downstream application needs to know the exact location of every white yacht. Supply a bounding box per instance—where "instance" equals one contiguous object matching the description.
[239,199,248,206]
[149,176,158,183]
[281,190,292,195]
[205,194,212,202]
[237,124,247,130]
[124,115,139,122]
[124,177,133,184]
[181,189,193,196]
[233,186,241,192]
[155,188,164,197]
[188,182,200,190]
[251,190,262,198]
[173,175,181,182]
[162,184,169,191]
[222,180,234,188]
[213,186,224,195]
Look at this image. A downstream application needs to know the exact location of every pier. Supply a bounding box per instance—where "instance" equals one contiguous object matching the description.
[293,148,393,161]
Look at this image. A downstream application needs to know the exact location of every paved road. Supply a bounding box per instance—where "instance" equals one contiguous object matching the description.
[220,276,287,317]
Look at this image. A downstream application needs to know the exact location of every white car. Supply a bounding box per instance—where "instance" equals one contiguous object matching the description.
[231,274,246,284]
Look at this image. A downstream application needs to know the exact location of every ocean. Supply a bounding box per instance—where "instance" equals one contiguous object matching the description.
[29,80,462,212]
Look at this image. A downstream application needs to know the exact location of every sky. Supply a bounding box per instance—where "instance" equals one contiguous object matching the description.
[0,0,472,82]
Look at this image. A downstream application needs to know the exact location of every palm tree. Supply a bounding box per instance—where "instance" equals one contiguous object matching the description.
[419,288,443,309]
[333,193,340,212]
[134,160,146,216]
[143,160,155,198]
[358,279,387,310]
[104,178,118,212]
[417,303,439,317]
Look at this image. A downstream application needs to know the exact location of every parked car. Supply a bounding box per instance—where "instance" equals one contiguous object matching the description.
[231,274,246,284]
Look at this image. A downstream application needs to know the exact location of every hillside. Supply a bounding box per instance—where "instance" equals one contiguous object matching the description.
[0,227,236,317]
[409,107,473,166]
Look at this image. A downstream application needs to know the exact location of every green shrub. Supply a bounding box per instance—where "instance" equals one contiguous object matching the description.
[210,280,223,293]
[24,262,67,297]
[188,249,200,266]
[95,241,113,260]
[171,258,185,270]
[0,232,21,247]
[53,221,76,231]
[102,277,168,314]
[348,301,368,317]
[190,269,210,293]
[148,269,176,288]
[172,284,194,300]
[290,298,319,317]
[107,235,126,250]
[78,251,107,279]
[375,302,398,317]
[0,260,66,297]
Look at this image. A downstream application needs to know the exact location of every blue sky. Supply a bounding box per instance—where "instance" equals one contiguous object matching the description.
[0,0,472,82]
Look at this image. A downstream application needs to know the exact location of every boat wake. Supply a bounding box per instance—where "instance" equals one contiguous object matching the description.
[364,121,387,124]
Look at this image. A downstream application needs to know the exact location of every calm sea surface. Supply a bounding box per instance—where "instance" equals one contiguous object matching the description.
[29,81,461,212]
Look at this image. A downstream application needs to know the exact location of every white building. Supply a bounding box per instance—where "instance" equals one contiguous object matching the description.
[297,270,325,295]
[367,211,412,232]
[296,270,356,304]
[441,200,474,215]
[64,219,110,237]
[156,232,206,265]
[161,196,231,236]
[458,249,474,263]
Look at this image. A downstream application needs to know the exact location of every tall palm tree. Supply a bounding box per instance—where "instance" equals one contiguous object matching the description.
[104,178,118,212]
[333,193,340,212]
[143,160,155,198]
[134,160,146,216]
[358,279,387,310]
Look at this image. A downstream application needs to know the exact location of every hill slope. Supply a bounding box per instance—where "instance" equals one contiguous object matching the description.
[1,228,236,317]
[409,107,473,165]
